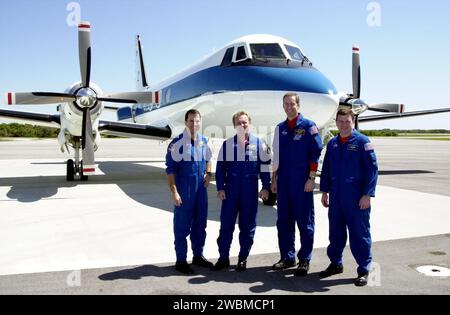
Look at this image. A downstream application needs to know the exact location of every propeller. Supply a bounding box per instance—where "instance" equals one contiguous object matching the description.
[340,45,405,129]
[81,108,95,176]
[352,46,361,99]
[5,92,76,105]
[4,21,155,108]
[4,21,156,176]
[78,22,92,88]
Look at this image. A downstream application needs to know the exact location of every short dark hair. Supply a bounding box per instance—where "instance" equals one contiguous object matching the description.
[336,108,355,120]
[185,109,201,122]
[232,111,252,126]
[283,93,300,105]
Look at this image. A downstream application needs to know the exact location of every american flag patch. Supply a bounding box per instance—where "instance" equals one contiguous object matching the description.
[309,125,319,135]
[364,142,374,151]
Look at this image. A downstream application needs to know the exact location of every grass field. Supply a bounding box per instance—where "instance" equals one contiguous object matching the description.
[398,134,450,141]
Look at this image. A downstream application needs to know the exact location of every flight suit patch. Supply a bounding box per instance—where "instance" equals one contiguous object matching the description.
[294,129,305,141]
[347,144,359,151]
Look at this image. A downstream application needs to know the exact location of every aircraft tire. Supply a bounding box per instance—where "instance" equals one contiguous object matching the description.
[67,159,75,181]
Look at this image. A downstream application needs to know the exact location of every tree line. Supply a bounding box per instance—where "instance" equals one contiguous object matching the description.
[0,123,448,138]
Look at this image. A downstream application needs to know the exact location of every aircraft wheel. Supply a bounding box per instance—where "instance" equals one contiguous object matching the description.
[66,159,75,181]
[263,191,277,206]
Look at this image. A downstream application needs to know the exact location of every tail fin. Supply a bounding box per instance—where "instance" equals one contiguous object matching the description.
[136,35,149,90]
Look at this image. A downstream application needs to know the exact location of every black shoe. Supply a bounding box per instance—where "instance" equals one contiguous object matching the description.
[235,260,247,272]
[319,263,344,279]
[211,259,230,271]
[192,256,213,268]
[175,262,194,274]
[272,259,295,270]
[355,272,369,287]
[294,259,310,277]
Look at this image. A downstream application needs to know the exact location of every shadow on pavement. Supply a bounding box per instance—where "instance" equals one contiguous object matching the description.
[98,264,355,294]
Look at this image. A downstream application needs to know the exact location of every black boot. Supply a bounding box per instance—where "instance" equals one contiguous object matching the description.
[272,259,295,270]
[235,260,247,272]
[294,259,310,277]
[192,256,213,268]
[211,258,230,271]
[319,263,344,279]
[354,272,369,287]
[175,262,194,274]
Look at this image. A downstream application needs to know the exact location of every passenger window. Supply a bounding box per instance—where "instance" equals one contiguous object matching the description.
[221,47,234,67]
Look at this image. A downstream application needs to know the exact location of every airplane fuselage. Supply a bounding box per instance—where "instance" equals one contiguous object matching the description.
[120,34,341,140]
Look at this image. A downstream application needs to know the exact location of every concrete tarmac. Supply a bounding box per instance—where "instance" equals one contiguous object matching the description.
[0,137,449,295]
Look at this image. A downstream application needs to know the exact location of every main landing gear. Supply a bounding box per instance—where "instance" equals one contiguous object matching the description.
[66,140,88,181]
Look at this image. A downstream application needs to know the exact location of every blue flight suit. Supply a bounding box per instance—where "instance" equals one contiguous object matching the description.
[320,130,378,275]
[215,134,271,262]
[272,115,323,262]
[165,130,212,263]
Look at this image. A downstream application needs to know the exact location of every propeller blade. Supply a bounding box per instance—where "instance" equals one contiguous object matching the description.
[4,92,76,105]
[81,108,95,176]
[352,46,361,99]
[78,21,92,88]
[98,91,155,104]
[368,103,405,113]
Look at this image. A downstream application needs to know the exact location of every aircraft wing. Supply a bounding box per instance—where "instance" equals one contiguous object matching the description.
[0,108,60,128]
[98,120,172,140]
[359,107,450,123]
[0,109,171,140]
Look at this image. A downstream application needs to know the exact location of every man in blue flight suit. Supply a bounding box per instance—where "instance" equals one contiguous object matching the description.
[211,111,271,272]
[271,93,323,276]
[320,108,378,287]
[165,109,214,274]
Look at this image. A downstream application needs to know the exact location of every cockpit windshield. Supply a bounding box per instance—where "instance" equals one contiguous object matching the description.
[284,45,304,61]
[250,44,286,60]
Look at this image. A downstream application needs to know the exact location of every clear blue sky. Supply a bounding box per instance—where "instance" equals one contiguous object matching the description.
[1,0,449,129]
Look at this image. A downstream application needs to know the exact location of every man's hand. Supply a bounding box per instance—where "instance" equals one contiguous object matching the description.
[259,189,269,201]
[218,190,226,201]
[204,173,211,188]
[321,192,329,208]
[271,181,277,194]
[304,178,315,192]
[172,191,182,207]
[359,195,371,210]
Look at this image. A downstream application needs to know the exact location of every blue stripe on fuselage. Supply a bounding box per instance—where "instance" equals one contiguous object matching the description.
[121,66,337,120]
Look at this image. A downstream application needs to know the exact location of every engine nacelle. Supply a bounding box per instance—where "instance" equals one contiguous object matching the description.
[339,95,368,115]
[58,81,104,138]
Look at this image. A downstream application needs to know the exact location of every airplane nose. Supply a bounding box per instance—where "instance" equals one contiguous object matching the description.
[232,66,337,95]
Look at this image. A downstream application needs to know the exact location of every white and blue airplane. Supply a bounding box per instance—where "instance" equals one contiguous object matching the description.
[2,21,450,182]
